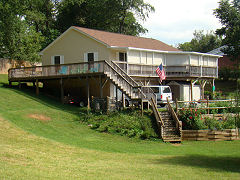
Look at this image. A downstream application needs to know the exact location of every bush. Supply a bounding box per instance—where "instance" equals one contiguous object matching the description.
[178,107,239,130]
[178,108,206,130]
[78,109,159,139]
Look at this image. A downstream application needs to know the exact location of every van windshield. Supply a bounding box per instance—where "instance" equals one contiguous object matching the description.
[163,87,171,93]
[151,87,159,93]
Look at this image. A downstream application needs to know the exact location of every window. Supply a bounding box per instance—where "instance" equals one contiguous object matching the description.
[88,53,94,62]
[163,87,171,93]
[119,52,127,61]
[84,52,98,62]
[51,55,64,65]
[54,56,60,65]
[151,87,159,93]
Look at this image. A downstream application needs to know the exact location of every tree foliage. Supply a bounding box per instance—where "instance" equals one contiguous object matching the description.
[56,0,154,36]
[0,0,154,63]
[177,30,222,53]
[0,0,44,63]
[214,0,240,63]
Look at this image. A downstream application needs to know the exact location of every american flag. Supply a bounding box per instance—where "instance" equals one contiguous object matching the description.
[156,63,166,82]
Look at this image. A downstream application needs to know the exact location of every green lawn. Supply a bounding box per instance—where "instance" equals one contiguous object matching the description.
[1,74,240,179]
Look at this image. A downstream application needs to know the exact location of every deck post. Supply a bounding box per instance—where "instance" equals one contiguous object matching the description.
[87,76,90,110]
[122,93,125,108]
[207,97,210,114]
[115,85,118,102]
[18,81,21,89]
[60,78,64,104]
[36,79,39,96]
[190,80,193,101]
[199,80,207,99]
[176,98,178,115]
[99,75,103,98]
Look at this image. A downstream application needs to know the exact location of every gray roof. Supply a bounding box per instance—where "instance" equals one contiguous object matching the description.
[208,46,227,56]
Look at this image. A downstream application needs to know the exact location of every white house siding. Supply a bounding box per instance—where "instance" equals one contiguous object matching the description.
[42,29,111,66]
[147,52,153,65]
[153,53,163,65]
[190,55,199,66]
[208,57,217,67]
[166,54,189,66]
[203,56,208,66]
[128,51,140,64]
[127,50,164,65]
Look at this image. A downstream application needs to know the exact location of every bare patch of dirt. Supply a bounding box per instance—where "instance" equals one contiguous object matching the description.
[28,114,51,122]
[171,143,181,146]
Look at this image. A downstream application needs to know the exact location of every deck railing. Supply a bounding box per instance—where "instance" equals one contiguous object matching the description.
[8,61,106,80]
[8,60,148,99]
[113,61,217,78]
[166,97,182,138]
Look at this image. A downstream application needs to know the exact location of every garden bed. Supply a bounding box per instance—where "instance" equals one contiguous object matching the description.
[182,128,239,141]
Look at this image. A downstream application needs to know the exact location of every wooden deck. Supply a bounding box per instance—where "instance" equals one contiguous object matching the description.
[8,60,218,83]
[8,61,106,82]
[114,61,218,79]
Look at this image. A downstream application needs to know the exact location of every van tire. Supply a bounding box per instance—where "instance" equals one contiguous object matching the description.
[160,104,166,107]
[125,99,130,107]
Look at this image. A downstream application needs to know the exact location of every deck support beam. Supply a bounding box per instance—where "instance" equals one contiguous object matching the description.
[36,79,39,96]
[18,81,21,89]
[115,85,118,102]
[190,80,193,101]
[60,78,64,104]
[199,80,207,99]
[99,75,103,98]
[122,93,125,108]
[86,76,90,110]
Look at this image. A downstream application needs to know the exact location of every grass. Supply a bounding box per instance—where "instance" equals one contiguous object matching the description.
[1,74,240,179]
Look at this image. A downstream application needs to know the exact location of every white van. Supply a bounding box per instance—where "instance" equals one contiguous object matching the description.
[143,85,173,107]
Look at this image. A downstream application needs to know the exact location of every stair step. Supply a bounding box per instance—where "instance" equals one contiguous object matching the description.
[163,139,181,142]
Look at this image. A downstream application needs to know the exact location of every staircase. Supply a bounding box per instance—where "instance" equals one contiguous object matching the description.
[104,61,182,142]
[150,97,182,142]
[103,61,143,100]
[160,111,181,142]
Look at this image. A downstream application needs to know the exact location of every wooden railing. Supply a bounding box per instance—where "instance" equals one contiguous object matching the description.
[8,61,106,80]
[104,61,142,99]
[113,61,217,78]
[110,61,155,100]
[176,98,239,114]
[166,97,182,138]
[150,98,164,130]
[8,60,147,99]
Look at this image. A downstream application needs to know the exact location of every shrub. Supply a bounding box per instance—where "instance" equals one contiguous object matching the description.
[178,108,206,130]
[178,108,239,130]
[78,109,158,140]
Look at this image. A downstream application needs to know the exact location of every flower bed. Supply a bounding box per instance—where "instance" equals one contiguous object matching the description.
[178,108,240,130]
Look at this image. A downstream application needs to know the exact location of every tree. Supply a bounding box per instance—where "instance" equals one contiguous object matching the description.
[24,0,60,48]
[0,0,44,63]
[177,30,222,53]
[214,0,240,63]
[56,0,154,36]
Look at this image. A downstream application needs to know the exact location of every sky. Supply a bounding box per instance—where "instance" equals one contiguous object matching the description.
[143,0,222,46]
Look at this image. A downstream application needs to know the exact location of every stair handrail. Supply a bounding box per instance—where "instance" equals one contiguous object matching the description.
[104,61,136,88]
[111,61,156,100]
[104,60,144,98]
[110,61,140,87]
[150,97,164,127]
[166,97,182,136]
[109,61,148,99]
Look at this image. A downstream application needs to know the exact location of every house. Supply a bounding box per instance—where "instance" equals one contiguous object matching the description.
[208,46,239,70]
[8,26,221,105]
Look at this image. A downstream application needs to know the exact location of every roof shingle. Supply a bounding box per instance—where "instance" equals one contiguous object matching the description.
[74,26,180,52]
